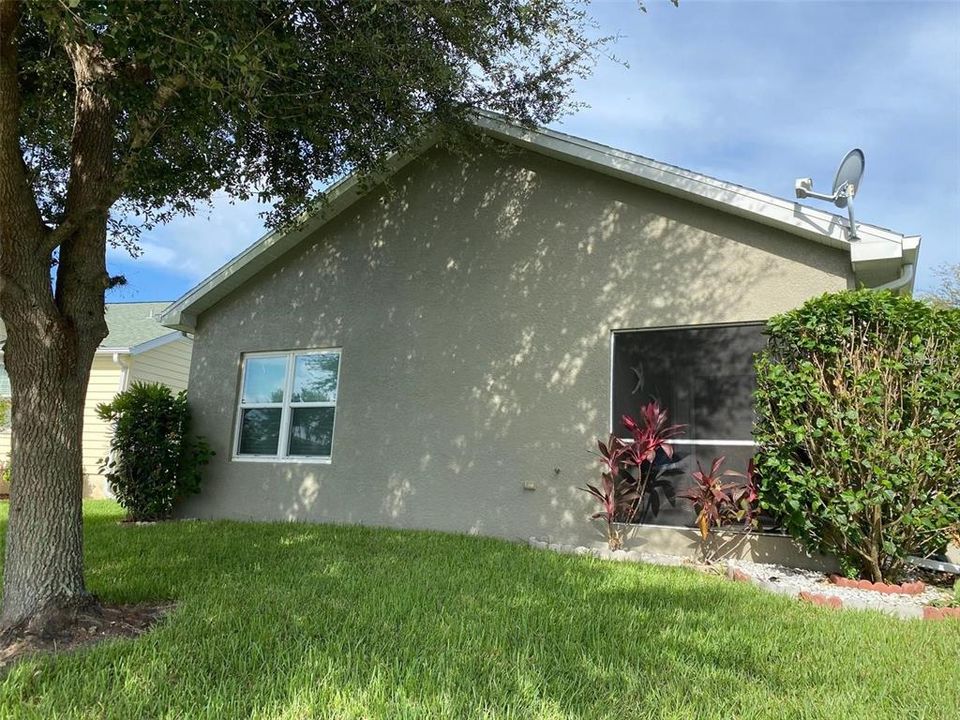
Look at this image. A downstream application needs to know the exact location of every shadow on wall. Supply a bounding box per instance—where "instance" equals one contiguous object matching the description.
[184,142,848,541]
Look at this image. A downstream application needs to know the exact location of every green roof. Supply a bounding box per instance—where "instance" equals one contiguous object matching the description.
[100,302,175,348]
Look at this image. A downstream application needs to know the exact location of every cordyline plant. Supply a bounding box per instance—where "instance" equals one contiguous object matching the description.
[678,456,760,562]
[581,401,684,549]
[678,456,741,542]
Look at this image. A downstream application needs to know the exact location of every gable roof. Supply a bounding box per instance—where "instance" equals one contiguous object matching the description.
[0,301,181,354]
[160,113,920,332]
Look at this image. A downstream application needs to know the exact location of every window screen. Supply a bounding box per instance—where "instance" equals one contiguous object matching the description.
[612,323,765,526]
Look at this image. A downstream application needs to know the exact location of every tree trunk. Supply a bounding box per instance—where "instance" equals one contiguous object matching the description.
[863,544,884,585]
[0,324,98,633]
[0,7,113,633]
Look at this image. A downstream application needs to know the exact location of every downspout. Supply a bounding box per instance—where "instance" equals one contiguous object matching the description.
[112,351,131,392]
[104,352,131,499]
[870,263,914,293]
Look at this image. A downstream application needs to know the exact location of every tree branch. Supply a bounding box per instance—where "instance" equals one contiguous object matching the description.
[0,0,47,246]
[109,73,188,203]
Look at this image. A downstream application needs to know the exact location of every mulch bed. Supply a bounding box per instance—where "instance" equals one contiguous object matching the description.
[0,601,174,674]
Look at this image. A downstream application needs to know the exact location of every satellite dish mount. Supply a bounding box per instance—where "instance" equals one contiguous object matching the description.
[794,148,865,240]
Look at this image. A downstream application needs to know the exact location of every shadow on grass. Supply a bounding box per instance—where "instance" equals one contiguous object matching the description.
[0,504,957,719]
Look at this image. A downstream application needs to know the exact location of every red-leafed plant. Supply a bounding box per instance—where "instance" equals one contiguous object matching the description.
[728,458,761,531]
[679,456,763,562]
[581,402,685,549]
[678,456,742,542]
[581,467,640,551]
[623,403,685,465]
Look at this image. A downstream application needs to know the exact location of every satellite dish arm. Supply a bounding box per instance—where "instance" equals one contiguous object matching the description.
[845,196,858,241]
[795,178,843,204]
[798,188,839,203]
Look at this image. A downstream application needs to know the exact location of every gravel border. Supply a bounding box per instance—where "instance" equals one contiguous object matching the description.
[528,537,951,620]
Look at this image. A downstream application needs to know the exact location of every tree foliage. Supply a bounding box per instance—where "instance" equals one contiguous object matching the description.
[15,0,608,247]
[754,290,960,582]
[922,262,960,309]
[0,0,613,630]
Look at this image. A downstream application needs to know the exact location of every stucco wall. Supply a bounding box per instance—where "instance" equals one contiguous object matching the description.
[181,145,853,550]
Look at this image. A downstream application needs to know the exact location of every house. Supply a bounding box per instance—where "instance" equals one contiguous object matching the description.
[0,302,192,498]
[160,115,919,564]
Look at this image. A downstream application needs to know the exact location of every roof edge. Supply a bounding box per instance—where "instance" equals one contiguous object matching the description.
[162,114,920,330]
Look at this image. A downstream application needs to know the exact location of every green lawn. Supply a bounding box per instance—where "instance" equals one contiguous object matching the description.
[0,501,957,719]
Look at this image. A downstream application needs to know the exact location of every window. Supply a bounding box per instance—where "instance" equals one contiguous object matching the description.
[234,349,341,462]
[611,323,765,526]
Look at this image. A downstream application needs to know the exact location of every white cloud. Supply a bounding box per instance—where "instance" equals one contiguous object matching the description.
[109,195,269,282]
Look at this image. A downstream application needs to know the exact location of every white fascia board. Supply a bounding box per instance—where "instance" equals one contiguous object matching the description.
[474,114,909,255]
[161,115,919,331]
[95,346,131,355]
[128,331,189,356]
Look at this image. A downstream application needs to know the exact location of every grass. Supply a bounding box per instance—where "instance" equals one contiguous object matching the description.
[0,501,958,719]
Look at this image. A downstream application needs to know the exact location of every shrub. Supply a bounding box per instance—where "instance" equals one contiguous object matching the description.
[97,382,213,521]
[754,290,960,582]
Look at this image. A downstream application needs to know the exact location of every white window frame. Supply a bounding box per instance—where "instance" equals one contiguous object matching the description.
[233,348,342,464]
[609,322,764,448]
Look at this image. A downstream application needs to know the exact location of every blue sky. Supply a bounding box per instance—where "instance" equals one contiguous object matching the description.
[106,0,960,303]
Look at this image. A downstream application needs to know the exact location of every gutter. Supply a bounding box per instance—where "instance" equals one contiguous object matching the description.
[870,263,915,293]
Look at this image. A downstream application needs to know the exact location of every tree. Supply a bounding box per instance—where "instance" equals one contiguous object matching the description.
[0,0,608,634]
[922,262,960,308]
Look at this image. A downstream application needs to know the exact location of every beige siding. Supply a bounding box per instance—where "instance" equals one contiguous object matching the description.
[0,357,123,498]
[0,424,10,494]
[81,355,126,497]
[128,337,193,392]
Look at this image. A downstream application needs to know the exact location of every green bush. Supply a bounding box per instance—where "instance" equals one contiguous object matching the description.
[754,290,960,582]
[97,382,213,521]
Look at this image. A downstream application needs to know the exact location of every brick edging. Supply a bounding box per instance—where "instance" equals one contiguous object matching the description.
[828,575,925,595]
[922,606,960,621]
[799,591,843,609]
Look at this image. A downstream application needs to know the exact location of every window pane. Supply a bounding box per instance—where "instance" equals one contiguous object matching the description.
[238,408,282,455]
[633,443,757,527]
[242,356,287,403]
[612,324,765,440]
[292,353,339,403]
[288,407,335,457]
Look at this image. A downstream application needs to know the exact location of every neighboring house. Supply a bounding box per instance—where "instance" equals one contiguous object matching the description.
[0,302,192,498]
[160,115,919,564]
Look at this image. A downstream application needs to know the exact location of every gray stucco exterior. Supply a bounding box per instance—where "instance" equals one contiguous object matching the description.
[180,144,853,552]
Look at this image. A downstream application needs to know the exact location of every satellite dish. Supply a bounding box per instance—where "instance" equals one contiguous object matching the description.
[794,148,865,240]
[831,149,864,208]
